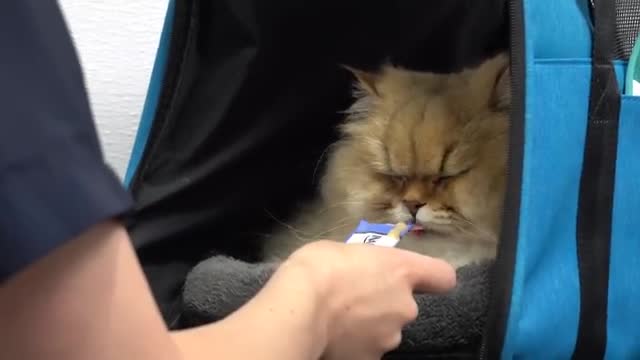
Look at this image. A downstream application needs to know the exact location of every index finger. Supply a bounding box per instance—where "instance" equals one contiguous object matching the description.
[392,249,457,293]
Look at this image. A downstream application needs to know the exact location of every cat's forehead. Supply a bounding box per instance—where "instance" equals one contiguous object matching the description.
[360,97,462,176]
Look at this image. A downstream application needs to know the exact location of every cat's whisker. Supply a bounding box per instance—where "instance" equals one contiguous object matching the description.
[318,201,366,214]
[451,217,497,242]
[312,144,337,183]
[309,214,388,240]
[333,166,368,173]
[311,221,369,240]
[317,214,361,227]
[262,208,312,241]
[323,200,366,207]
[310,224,354,240]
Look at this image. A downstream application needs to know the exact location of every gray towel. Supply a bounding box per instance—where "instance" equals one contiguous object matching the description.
[181,256,491,355]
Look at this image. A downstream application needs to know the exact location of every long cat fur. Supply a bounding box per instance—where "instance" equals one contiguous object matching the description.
[262,53,510,268]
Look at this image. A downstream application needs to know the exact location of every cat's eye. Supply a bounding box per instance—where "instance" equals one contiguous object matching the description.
[434,168,470,185]
[432,175,452,185]
[388,175,408,186]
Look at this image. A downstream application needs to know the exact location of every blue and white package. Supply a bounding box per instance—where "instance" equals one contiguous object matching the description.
[345,220,414,247]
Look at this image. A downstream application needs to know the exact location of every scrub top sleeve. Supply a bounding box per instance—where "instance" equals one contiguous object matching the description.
[0,1,134,281]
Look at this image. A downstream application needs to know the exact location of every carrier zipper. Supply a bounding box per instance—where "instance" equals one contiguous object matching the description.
[479,0,526,358]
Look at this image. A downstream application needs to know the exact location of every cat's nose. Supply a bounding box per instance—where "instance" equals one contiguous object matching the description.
[403,200,426,217]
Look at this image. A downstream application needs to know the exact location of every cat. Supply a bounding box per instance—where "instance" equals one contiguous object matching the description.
[262,53,510,268]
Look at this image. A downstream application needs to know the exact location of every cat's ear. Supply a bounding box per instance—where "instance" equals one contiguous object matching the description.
[342,65,380,97]
[491,64,511,110]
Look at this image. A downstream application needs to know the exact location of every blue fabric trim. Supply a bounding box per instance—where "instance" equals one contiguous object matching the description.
[123,0,175,187]
[606,90,640,359]
[529,0,591,59]
[501,0,592,357]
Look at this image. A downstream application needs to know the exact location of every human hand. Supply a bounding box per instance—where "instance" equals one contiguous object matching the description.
[283,240,457,360]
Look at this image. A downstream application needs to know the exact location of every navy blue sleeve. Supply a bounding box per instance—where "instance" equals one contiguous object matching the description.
[0,1,133,281]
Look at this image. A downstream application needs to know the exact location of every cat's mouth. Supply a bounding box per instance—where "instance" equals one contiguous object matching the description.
[408,223,450,237]
[409,224,426,235]
[407,219,498,244]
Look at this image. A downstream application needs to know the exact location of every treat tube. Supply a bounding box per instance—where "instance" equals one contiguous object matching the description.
[386,222,409,241]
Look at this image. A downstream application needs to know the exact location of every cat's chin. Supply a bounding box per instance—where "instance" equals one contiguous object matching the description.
[408,223,496,245]
[397,229,496,268]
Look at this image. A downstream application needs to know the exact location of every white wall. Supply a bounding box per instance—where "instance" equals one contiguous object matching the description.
[59,0,170,178]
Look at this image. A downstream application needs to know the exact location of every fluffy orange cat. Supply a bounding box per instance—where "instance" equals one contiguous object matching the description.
[263,53,510,268]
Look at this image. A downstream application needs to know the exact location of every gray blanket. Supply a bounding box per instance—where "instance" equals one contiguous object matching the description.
[181,256,491,355]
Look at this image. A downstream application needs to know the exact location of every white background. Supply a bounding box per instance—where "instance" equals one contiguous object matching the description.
[59,0,170,178]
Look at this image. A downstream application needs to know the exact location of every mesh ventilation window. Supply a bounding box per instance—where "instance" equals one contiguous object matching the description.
[615,0,640,59]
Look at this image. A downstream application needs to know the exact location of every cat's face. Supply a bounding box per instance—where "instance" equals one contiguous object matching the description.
[322,54,510,243]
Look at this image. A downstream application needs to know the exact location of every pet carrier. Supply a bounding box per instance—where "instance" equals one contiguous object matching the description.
[124,0,640,358]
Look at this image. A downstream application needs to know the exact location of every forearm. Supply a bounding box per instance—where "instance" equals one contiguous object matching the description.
[172,261,328,360]
[0,220,329,360]
[0,221,182,360]
[0,217,327,360]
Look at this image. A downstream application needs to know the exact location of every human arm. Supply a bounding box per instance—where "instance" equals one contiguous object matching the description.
[0,219,456,360]
[0,220,326,360]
